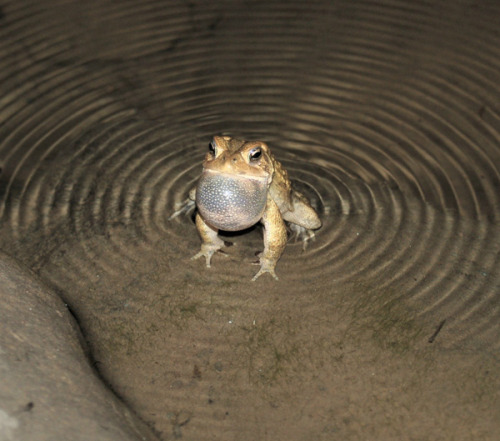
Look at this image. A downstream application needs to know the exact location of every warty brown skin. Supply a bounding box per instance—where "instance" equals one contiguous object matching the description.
[189,135,321,281]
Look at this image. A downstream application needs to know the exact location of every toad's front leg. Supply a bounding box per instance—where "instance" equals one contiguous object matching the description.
[192,213,225,267]
[252,197,287,281]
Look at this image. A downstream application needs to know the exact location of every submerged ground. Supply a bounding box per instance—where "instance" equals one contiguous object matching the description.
[0,1,499,440]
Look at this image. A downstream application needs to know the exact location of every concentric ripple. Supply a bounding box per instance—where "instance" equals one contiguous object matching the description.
[1,0,499,342]
[0,0,500,438]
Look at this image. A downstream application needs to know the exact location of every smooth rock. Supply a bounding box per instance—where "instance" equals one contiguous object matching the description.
[0,252,158,441]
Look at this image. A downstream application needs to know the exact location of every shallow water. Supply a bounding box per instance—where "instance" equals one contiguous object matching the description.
[0,1,499,440]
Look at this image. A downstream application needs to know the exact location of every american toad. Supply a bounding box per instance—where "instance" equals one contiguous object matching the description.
[171,136,321,281]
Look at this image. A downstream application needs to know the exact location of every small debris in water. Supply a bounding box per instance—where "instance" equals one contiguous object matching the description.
[428,319,446,343]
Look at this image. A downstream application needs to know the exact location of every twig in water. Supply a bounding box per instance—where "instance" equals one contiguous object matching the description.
[428,319,446,343]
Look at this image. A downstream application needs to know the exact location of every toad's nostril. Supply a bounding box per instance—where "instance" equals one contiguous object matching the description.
[232,157,237,163]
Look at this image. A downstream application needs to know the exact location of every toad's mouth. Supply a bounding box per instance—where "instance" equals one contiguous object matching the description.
[201,168,269,184]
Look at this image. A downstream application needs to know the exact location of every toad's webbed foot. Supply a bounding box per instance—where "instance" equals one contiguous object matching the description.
[251,256,279,281]
[191,242,226,268]
[289,223,316,250]
[169,187,197,220]
[168,198,196,220]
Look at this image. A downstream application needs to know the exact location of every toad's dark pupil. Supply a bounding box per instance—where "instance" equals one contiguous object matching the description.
[249,148,262,161]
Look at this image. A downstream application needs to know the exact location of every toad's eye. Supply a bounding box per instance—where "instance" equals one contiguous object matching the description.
[208,141,216,156]
[249,147,262,162]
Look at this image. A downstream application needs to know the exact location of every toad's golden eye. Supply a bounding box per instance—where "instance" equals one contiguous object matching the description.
[208,141,216,156]
[249,147,262,162]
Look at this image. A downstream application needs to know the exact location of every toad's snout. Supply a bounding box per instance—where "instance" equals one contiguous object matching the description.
[196,170,268,231]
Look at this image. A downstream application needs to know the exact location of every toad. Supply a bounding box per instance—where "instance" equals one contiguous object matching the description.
[171,136,321,281]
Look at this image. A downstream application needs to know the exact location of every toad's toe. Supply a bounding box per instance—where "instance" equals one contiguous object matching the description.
[251,257,279,281]
[289,224,316,250]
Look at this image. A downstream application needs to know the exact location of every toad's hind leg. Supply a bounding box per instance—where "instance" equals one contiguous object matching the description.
[282,190,321,249]
[192,213,225,267]
[168,187,197,220]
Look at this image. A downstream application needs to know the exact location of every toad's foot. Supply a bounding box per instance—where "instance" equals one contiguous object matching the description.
[191,247,221,268]
[168,198,196,220]
[251,257,279,281]
[289,223,316,250]
[191,240,227,268]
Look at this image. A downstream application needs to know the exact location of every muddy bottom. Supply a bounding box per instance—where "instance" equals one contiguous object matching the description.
[0,1,499,440]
